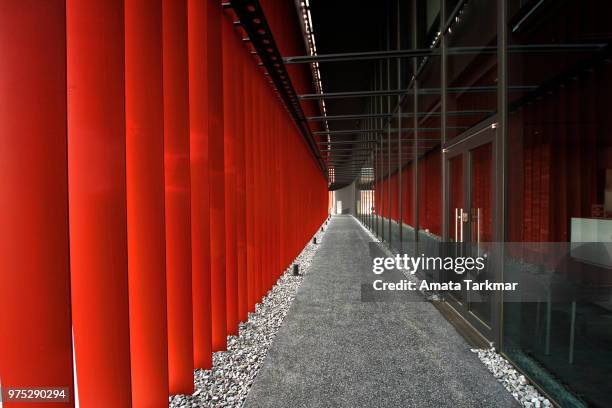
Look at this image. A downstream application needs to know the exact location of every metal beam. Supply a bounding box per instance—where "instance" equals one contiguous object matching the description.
[284,48,437,64]
[313,127,465,136]
[317,138,440,143]
[284,44,605,64]
[300,89,405,100]
[306,109,494,121]
[307,113,390,121]
[300,86,536,100]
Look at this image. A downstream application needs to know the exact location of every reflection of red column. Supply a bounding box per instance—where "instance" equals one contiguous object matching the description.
[0,2,74,407]
[203,0,227,352]
[163,0,195,392]
[125,1,169,405]
[222,15,238,336]
[188,0,213,363]
[66,0,132,406]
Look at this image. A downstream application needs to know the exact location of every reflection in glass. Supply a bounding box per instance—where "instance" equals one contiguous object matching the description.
[503,1,612,406]
[446,0,497,139]
[447,154,464,302]
[468,142,493,324]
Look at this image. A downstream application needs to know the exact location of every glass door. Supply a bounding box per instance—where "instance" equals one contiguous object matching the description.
[467,142,493,325]
[447,153,465,303]
[444,122,499,343]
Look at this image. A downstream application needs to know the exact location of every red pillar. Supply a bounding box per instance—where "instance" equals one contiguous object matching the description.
[260,93,267,295]
[263,99,270,292]
[188,0,213,363]
[236,49,249,323]
[163,0,195,393]
[244,64,256,313]
[254,83,263,302]
[66,0,132,406]
[201,0,227,352]
[0,2,74,407]
[222,14,239,336]
[124,1,169,406]
[265,98,273,291]
[272,115,280,280]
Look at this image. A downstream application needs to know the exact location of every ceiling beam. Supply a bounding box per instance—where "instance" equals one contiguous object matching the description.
[283,48,437,64]
[306,110,494,121]
[284,44,605,64]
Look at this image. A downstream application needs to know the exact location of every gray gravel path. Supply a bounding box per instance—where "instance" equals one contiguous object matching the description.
[169,223,327,408]
[244,215,519,408]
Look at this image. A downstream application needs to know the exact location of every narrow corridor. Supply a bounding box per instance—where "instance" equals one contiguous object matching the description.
[245,215,518,408]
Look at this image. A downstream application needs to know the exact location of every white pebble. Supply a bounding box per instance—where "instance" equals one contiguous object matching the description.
[169,225,327,408]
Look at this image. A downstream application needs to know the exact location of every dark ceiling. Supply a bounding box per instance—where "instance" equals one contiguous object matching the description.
[308,0,385,128]
[304,0,398,188]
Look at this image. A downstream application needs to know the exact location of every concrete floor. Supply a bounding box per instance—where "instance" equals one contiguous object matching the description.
[244,215,518,408]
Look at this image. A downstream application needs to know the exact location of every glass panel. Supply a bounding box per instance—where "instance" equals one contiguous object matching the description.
[400,84,417,254]
[504,2,612,406]
[389,168,402,253]
[418,0,441,49]
[417,146,442,280]
[449,155,463,243]
[446,0,497,139]
[468,142,493,324]
[448,154,464,302]
[418,148,442,238]
[390,76,402,253]
[445,0,462,17]
[470,143,493,245]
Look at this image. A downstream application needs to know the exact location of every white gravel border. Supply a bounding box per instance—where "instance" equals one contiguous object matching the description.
[471,348,552,408]
[355,215,553,408]
[169,220,329,408]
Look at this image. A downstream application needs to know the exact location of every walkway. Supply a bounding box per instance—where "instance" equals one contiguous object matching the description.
[244,215,518,408]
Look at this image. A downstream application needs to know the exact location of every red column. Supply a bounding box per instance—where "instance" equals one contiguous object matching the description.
[202,0,227,352]
[163,0,195,393]
[273,115,281,280]
[266,89,271,289]
[222,14,239,336]
[236,48,249,323]
[278,120,287,274]
[254,83,263,301]
[66,0,132,406]
[0,2,74,407]
[188,0,213,364]
[124,1,169,406]
[244,63,256,313]
[260,89,268,295]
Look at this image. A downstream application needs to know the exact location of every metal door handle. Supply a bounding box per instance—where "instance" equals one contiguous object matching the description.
[454,208,459,242]
[460,208,464,242]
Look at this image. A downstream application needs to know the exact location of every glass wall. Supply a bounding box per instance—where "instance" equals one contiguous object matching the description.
[445,0,497,139]
[358,0,612,406]
[502,1,612,407]
[416,12,443,266]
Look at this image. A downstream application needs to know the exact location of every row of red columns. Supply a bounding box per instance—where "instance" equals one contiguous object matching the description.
[0,1,328,407]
